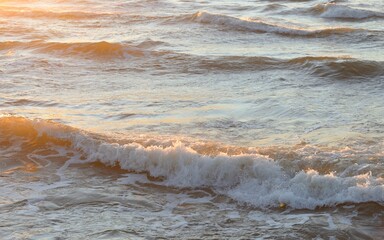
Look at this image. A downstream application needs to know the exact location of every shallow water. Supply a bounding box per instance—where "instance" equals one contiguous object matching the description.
[1,0,383,239]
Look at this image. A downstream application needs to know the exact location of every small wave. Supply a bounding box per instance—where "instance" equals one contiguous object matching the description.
[189,11,358,37]
[312,3,384,20]
[2,39,381,79]
[0,25,38,37]
[1,98,59,107]
[262,3,285,12]
[104,113,137,120]
[305,59,384,80]
[1,116,383,210]
[162,54,384,80]
[35,42,384,78]
[0,40,163,60]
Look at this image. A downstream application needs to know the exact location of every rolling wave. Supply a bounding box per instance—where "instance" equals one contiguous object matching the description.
[1,39,381,80]
[189,11,359,37]
[168,55,384,80]
[1,116,383,209]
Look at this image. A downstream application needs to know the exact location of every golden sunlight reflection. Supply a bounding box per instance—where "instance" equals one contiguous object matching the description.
[0,0,92,18]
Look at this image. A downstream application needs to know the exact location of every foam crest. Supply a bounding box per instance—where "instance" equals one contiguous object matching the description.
[190,11,357,37]
[1,116,383,209]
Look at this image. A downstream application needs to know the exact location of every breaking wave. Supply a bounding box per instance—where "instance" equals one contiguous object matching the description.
[1,116,383,210]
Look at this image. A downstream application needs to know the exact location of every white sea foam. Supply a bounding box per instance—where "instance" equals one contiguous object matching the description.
[25,118,384,210]
[228,170,384,209]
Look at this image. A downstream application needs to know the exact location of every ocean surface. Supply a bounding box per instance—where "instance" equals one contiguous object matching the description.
[1,0,383,239]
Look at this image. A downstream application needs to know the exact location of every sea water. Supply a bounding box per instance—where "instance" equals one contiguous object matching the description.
[0,0,383,239]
